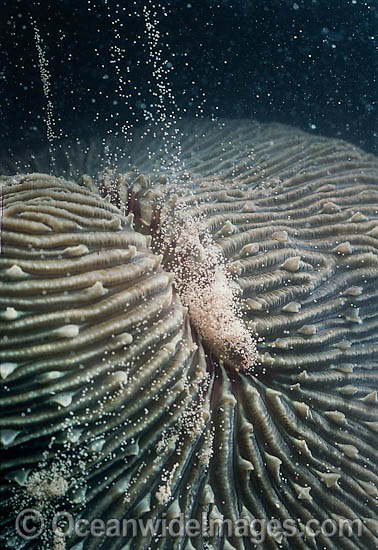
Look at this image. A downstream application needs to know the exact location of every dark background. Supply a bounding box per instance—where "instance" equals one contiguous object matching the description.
[1,0,378,162]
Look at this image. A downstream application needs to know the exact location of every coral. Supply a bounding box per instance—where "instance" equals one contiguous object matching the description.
[1,119,378,550]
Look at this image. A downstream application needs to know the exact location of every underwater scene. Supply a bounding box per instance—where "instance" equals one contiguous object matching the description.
[1,1,378,549]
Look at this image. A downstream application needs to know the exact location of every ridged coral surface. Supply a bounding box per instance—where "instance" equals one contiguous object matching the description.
[1,119,378,550]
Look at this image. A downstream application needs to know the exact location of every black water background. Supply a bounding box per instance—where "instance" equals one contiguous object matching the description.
[1,0,378,161]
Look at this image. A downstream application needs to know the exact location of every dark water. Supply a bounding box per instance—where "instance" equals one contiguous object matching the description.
[1,0,378,162]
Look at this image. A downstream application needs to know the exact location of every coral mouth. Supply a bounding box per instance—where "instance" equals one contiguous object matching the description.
[108,174,260,373]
